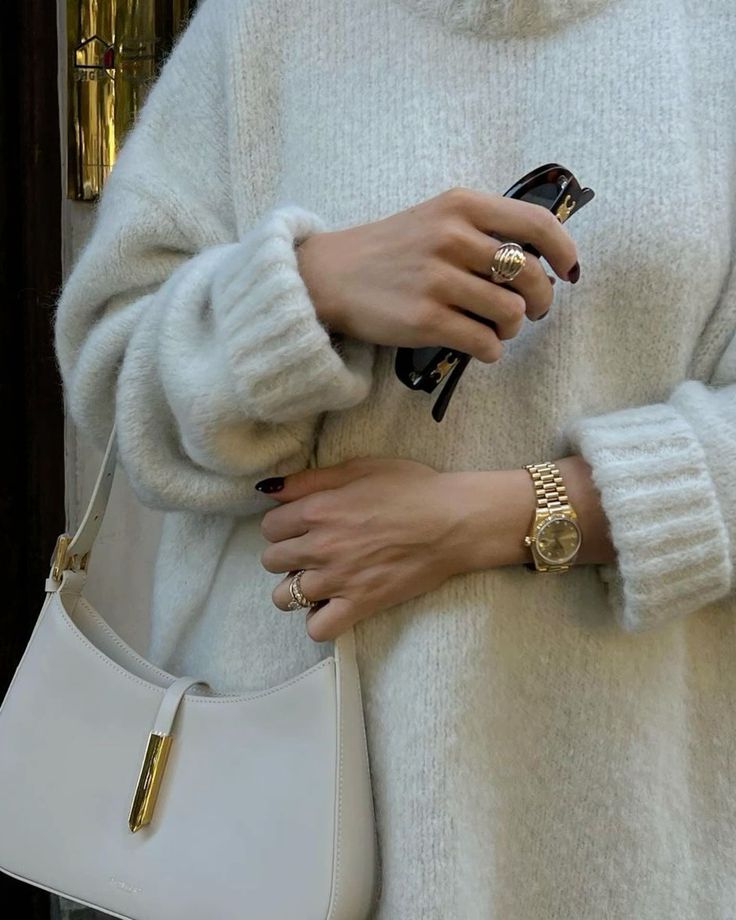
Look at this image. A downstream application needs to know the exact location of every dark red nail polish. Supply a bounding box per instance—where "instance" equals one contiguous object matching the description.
[255,476,285,493]
[547,274,557,285]
[532,309,550,322]
[568,262,580,284]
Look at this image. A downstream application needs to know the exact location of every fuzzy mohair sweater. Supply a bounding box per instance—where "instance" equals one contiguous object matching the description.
[54,0,736,917]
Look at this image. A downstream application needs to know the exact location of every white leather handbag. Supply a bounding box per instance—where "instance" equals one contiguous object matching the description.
[0,424,380,920]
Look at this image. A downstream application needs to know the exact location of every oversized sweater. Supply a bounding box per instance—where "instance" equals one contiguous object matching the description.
[53,0,736,917]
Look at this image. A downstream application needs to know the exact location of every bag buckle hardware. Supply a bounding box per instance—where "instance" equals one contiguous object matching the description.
[50,532,90,582]
[128,732,173,833]
[128,676,211,833]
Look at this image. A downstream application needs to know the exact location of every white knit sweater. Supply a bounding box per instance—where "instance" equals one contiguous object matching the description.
[54,0,736,916]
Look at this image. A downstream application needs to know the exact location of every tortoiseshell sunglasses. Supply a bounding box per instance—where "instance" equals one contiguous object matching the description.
[394,163,595,422]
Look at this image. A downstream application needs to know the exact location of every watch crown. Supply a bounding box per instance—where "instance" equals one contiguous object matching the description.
[523,536,532,546]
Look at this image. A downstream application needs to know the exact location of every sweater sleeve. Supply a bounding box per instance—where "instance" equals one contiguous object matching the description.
[53,0,375,515]
[562,319,736,633]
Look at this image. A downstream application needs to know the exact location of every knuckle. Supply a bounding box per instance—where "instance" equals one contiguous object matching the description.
[310,532,334,559]
[496,317,524,341]
[411,299,442,338]
[422,314,447,346]
[478,336,503,363]
[259,546,271,567]
[410,297,434,325]
[423,261,452,296]
[540,281,555,310]
[412,297,452,348]
[259,512,276,542]
[406,297,430,331]
[504,292,527,322]
[302,495,330,526]
[491,294,525,339]
[440,186,472,211]
[307,616,332,642]
[435,220,472,256]
[530,203,559,237]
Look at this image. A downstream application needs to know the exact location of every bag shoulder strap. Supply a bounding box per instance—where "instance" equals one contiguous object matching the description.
[49,424,118,583]
[47,423,360,674]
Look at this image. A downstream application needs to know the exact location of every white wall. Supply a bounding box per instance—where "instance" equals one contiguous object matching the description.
[57,2,157,655]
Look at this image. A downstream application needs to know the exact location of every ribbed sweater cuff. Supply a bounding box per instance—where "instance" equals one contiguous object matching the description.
[213,204,374,424]
[565,401,732,632]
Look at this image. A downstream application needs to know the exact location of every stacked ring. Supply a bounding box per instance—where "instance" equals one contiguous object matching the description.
[287,569,315,609]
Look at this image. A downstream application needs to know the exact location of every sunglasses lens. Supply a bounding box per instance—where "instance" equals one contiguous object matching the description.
[519,178,565,208]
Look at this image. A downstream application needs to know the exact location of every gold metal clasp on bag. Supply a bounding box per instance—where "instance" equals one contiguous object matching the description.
[50,532,90,581]
[127,676,209,832]
[128,731,174,833]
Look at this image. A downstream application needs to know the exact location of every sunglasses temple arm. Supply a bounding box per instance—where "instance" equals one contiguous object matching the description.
[431,353,471,422]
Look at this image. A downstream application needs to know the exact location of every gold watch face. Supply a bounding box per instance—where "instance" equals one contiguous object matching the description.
[535,516,582,564]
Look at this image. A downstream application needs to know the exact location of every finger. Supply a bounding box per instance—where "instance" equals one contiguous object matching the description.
[260,534,328,573]
[461,192,578,281]
[432,223,556,321]
[305,596,362,642]
[439,258,551,329]
[481,236,555,321]
[448,226,547,286]
[434,306,503,363]
[260,501,310,543]
[255,458,372,503]
[271,568,336,612]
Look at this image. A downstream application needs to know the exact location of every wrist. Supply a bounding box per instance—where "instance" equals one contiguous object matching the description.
[295,231,344,335]
[553,455,617,565]
[443,469,535,573]
[443,457,617,575]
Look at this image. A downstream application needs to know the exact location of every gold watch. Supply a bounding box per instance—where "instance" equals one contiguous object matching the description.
[523,461,582,573]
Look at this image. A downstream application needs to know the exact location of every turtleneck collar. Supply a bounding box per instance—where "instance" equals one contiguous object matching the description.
[392,0,617,38]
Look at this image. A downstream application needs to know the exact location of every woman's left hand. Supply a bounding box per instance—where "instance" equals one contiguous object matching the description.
[257,457,535,640]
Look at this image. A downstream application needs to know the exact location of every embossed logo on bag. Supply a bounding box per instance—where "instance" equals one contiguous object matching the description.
[109,876,143,895]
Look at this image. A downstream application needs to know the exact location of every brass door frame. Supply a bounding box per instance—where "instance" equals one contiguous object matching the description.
[67,0,195,200]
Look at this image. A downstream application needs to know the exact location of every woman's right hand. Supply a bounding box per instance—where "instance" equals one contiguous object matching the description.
[296,187,580,363]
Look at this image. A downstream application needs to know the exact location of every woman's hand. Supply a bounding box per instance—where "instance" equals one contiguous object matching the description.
[296,187,579,364]
[257,454,617,641]
[257,456,538,641]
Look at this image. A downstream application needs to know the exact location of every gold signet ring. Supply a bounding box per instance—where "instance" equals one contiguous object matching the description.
[488,241,526,284]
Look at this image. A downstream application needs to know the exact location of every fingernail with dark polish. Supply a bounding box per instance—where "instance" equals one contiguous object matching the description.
[532,310,550,322]
[568,262,580,284]
[546,274,557,285]
[255,476,285,493]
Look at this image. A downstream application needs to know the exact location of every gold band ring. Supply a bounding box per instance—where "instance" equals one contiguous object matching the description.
[287,569,315,610]
[489,241,526,284]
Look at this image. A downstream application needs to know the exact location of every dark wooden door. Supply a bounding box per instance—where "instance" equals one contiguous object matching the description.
[0,2,198,916]
[0,1,64,916]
